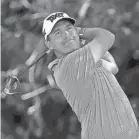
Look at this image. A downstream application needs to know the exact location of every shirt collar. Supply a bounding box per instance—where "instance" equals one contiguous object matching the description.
[48,58,60,71]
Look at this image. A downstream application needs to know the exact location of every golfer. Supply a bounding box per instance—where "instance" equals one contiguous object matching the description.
[42,12,139,139]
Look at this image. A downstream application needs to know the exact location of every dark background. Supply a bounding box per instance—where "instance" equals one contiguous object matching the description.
[1,0,139,139]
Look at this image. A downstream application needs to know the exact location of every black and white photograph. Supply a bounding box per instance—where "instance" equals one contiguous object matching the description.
[1,0,139,139]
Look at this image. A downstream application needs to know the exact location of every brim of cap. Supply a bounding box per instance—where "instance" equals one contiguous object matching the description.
[57,17,76,25]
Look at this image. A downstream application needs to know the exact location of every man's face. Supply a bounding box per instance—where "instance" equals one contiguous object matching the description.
[48,20,80,55]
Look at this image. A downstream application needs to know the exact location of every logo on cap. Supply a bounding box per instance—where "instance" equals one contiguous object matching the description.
[47,13,64,22]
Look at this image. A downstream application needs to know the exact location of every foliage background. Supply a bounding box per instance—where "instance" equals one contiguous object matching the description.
[1,0,139,139]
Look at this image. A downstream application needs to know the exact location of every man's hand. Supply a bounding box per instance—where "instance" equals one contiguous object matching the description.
[76,27,86,39]
[76,27,88,47]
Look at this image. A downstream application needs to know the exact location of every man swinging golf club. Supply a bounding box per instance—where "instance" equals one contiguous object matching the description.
[42,12,139,139]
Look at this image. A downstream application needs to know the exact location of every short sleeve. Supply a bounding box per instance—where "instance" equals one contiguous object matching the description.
[58,45,96,84]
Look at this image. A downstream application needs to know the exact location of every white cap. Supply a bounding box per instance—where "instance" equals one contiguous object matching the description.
[42,12,76,40]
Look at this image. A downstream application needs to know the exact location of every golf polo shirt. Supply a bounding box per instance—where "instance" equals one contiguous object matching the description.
[48,45,139,139]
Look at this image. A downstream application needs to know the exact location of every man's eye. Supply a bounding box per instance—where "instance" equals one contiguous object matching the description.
[67,26,72,30]
[55,31,60,35]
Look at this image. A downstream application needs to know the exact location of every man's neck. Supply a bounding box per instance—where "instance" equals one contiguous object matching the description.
[54,50,65,59]
[54,43,82,59]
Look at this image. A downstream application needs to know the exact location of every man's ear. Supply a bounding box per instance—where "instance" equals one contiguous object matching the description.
[45,40,53,50]
[76,27,80,34]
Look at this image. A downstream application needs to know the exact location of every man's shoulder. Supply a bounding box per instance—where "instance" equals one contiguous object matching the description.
[48,56,68,76]
[48,45,94,75]
[48,59,60,71]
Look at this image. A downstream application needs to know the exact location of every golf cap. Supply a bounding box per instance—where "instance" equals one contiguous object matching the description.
[42,12,76,40]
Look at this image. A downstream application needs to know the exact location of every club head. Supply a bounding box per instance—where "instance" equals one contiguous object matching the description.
[2,76,21,95]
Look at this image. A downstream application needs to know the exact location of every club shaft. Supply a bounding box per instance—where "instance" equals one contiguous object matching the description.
[17,52,47,77]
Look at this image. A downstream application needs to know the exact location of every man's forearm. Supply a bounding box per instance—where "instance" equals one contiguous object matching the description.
[102,51,116,63]
[77,27,115,63]
[101,59,119,75]
[77,27,117,74]
[77,27,114,43]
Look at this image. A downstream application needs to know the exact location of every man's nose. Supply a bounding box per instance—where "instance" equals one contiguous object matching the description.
[64,30,70,38]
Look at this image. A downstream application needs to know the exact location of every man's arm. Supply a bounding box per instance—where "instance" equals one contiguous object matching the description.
[77,27,115,63]
[101,51,119,75]
[102,51,115,62]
